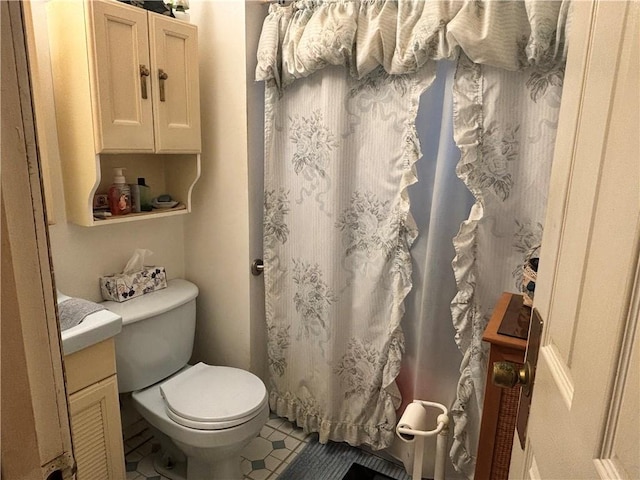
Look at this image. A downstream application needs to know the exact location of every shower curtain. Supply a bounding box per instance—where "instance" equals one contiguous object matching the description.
[262,63,437,449]
[257,1,568,476]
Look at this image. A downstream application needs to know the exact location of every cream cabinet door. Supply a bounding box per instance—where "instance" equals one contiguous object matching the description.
[68,375,126,480]
[89,0,155,153]
[149,15,201,153]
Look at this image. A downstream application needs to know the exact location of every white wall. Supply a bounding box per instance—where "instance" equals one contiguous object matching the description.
[49,218,186,303]
[186,0,268,374]
[246,1,269,381]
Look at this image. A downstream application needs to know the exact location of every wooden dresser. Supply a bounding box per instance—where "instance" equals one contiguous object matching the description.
[475,293,531,480]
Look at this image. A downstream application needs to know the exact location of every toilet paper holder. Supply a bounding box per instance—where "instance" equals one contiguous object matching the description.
[396,400,449,480]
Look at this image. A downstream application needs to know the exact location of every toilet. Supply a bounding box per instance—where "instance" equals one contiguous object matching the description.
[103,279,269,480]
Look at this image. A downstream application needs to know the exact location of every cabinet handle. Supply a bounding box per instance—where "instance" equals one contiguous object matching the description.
[139,64,150,99]
[158,69,169,102]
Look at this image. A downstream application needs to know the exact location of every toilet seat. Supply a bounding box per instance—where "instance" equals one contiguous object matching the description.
[160,363,267,430]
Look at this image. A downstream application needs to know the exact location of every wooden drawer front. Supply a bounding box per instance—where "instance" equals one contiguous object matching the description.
[64,338,117,395]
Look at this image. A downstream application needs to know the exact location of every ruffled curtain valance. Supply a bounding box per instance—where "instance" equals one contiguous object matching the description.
[256,0,570,87]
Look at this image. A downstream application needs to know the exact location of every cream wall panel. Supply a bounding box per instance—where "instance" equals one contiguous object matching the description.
[186,0,252,370]
[49,216,186,303]
[246,1,269,381]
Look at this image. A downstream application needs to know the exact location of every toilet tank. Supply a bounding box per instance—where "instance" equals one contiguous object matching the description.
[103,279,199,393]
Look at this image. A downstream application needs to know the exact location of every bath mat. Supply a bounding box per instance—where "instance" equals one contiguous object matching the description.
[278,438,410,480]
[342,463,395,480]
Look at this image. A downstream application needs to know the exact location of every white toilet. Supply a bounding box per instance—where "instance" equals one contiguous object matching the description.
[104,279,269,480]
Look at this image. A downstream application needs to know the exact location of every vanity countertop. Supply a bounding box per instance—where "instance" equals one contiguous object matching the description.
[61,309,122,356]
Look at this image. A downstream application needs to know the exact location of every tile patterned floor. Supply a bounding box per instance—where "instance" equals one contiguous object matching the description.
[123,413,313,480]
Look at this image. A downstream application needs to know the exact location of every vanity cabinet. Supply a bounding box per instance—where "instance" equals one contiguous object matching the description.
[47,0,201,226]
[64,338,125,480]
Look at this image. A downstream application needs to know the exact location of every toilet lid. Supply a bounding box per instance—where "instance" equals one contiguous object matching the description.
[160,363,267,430]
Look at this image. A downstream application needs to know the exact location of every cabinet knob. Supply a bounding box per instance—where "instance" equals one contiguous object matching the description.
[139,64,150,99]
[159,69,169,102]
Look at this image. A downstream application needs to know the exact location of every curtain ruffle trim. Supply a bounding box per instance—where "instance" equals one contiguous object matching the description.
[256,0,569,88]
[450,54,483,356]
[374,67,437,445]
[449,53,484,478]
[393,65,437,327]
[448,352,478,479]
[269,388,397,450]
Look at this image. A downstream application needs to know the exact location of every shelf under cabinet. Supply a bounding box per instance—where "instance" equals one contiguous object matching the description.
[62,153,200,227]
[94,204,187,225]
[47,0,201,227]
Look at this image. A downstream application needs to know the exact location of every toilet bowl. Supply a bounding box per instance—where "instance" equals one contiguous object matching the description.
[104,279,268,480]
[133,364,269,479]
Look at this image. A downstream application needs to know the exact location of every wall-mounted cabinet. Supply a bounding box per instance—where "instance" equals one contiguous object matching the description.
[47,0,201,226]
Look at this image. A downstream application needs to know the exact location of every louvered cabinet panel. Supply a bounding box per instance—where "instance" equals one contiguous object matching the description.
[69,375,125,480]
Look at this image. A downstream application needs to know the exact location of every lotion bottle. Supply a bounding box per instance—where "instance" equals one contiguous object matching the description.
[138,177,153,211]
[108,168,131,215]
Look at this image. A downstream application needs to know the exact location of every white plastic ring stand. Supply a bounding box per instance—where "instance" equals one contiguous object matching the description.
[396,400,449,480]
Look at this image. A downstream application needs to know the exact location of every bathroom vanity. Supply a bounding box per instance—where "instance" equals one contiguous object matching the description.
[59,303,125,480]
[64,338,126,480]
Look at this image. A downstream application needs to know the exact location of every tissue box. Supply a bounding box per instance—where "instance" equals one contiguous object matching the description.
[100,266,167,302]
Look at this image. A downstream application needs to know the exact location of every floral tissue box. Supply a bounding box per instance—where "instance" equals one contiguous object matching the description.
[100,266,167,302]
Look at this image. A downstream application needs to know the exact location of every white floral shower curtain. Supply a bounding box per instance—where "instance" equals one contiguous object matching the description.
[261,64,436,448]
[257,0,569,475]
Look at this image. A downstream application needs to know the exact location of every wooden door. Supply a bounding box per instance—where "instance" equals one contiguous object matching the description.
[89,0,155,153]
[2,2,74,477]
[149,14,201,153]
[509,2,639,478]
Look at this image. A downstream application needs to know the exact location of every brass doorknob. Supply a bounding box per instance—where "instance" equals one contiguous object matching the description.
[492,361,532,394]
